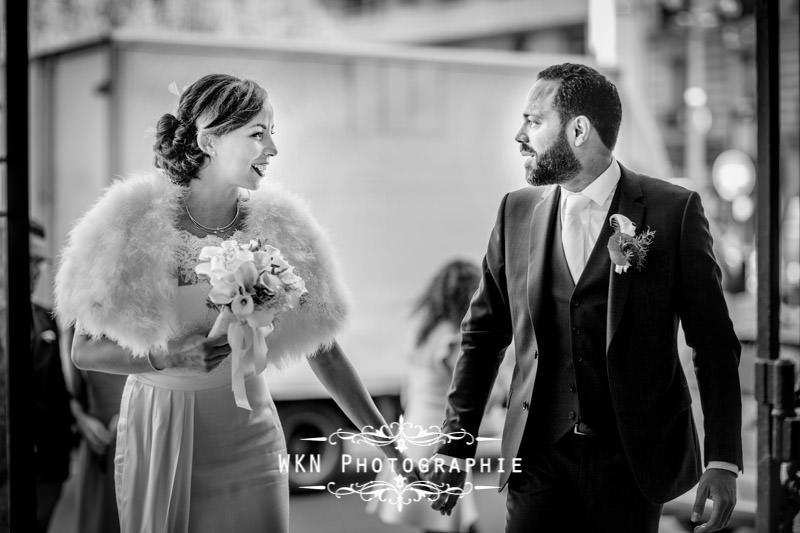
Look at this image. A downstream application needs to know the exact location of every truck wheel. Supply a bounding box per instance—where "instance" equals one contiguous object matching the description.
[278,402,347,492]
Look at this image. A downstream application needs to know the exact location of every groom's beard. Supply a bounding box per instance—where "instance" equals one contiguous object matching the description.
[524,130,582,187]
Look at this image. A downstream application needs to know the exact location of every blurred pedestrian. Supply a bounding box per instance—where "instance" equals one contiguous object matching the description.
[30,220,73,533]
[67,333,126,533]
[369,259,483,533]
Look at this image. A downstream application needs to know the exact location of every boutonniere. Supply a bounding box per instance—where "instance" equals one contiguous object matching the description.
[606,214,655,274]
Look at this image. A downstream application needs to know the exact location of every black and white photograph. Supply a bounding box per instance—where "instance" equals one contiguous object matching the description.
[1,1,798,532]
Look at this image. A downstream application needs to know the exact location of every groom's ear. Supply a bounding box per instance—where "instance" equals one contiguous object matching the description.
[571,116,591,147]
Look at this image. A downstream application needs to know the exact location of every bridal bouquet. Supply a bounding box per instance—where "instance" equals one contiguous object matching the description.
[195,239,307,409]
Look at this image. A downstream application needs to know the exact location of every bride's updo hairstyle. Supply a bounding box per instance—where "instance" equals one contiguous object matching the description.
[153,73,268,185]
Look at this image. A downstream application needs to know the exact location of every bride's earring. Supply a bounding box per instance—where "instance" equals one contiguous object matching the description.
[198,131,216,158]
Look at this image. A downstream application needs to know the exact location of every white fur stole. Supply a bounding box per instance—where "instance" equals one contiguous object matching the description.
[55,173,350,367]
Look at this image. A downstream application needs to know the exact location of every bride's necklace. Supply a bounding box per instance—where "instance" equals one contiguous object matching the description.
[184,200,240,235]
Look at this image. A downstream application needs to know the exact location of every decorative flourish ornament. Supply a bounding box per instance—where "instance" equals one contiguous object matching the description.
[167,81,188,98]
[327,478,475,513]
[324,415,475,452]
[167,81,181,97]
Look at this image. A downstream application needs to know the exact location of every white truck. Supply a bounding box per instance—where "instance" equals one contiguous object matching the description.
[29,30,671,488]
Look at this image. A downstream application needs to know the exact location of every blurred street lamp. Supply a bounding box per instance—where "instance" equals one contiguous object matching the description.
[731,195,755,222]
[712,148,755,222]
[685,86,713,135]
[712,148,755,293]
[712,148,756,202]
[683,86,708,107]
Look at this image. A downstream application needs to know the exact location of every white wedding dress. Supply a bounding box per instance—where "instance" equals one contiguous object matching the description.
[114,231,289,533]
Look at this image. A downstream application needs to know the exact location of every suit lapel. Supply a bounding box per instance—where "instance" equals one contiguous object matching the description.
[527,185,559,342]
[606,167,645,351]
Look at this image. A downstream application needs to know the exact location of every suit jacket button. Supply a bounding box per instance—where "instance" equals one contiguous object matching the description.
[522,401,529,410]
[572,327,581,335]
[569,410,577,421]
[534,350,538,359]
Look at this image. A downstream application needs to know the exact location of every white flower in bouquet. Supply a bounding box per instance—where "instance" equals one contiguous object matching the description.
[195,239,307,326]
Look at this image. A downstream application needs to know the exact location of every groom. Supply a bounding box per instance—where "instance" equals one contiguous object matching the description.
[429,63,742,533]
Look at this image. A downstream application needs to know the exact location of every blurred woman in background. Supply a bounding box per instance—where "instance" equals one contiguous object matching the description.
[69,355,126,533]
[370,259,488,533]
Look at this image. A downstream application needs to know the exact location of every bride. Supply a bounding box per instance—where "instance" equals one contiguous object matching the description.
[56,73,403,533]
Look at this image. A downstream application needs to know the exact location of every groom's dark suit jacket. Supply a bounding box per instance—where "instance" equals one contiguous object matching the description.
[439,165,742,504]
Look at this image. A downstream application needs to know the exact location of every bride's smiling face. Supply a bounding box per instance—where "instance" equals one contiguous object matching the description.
[205,103,278,190]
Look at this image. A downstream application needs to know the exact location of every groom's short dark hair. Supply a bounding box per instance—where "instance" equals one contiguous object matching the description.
[537,63,622,151]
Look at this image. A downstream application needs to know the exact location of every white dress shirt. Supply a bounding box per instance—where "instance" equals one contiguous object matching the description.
[558,158,621,262]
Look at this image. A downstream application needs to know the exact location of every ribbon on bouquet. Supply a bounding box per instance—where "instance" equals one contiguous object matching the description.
[209,307,274,411]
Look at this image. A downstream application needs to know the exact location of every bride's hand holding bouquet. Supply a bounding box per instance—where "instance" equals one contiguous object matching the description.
[149,333,232,373]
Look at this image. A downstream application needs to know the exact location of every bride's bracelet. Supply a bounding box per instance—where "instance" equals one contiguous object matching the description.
[146,350,165,372]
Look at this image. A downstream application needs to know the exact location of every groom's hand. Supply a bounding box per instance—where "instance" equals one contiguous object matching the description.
[391,451,422,485]
[428,466,467,516]
[690,469,737,532]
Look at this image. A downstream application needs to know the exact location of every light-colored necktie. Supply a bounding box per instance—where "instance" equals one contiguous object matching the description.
[562,192,592,283]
